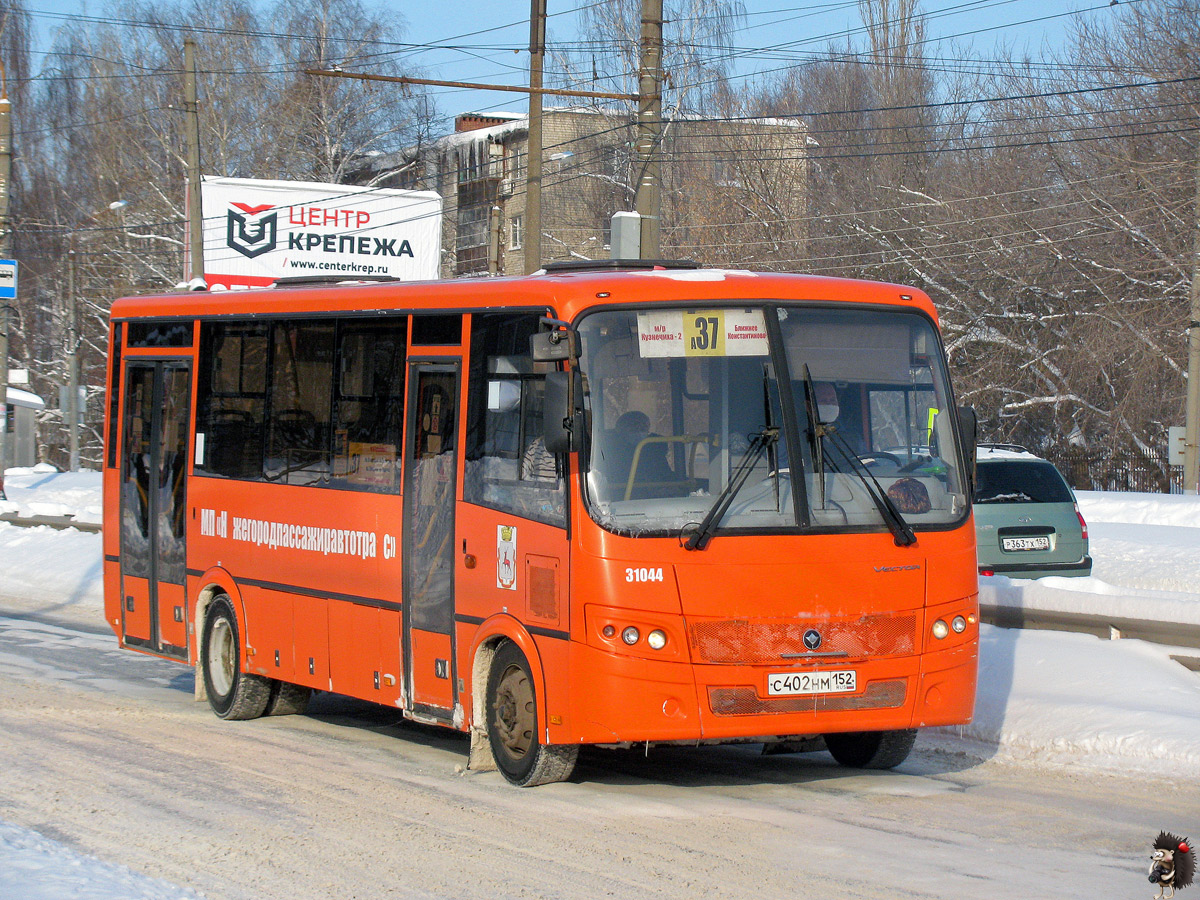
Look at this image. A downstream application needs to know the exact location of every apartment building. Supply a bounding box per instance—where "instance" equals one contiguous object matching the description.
[356,107,808,278]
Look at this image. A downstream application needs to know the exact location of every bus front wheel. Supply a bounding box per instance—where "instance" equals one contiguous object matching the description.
[824,729,917,769]
[485,641,578,787]
[201,596,271,721]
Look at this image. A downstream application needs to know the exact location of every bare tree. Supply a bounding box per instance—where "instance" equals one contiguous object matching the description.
[15,0,438,467]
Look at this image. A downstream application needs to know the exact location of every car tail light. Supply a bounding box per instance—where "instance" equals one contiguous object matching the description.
[1074,504,1088,541]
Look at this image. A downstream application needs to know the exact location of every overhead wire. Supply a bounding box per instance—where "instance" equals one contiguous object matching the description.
[12,0,1191,275]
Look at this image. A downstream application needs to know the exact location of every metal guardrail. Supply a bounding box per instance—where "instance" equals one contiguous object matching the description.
[980,603,1200,670]
[0,512,102,533]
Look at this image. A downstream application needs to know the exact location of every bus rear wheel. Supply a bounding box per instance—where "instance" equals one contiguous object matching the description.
[486,642,578,787]
[824,729,917,769]
[266,680,312,716]
[201,596,271,721]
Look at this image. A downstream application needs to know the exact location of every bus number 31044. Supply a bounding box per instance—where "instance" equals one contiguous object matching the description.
[626,567,664,583]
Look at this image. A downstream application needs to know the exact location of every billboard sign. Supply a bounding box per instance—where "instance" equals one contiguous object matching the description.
[201,177,442,290]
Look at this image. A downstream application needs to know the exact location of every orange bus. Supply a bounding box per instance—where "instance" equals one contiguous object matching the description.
[103,260,979,786]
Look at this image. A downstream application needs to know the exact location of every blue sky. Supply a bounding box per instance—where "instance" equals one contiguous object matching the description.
[20,0,1113,123]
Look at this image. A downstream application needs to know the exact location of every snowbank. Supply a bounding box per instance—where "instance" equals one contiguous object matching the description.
[1,464,103,524]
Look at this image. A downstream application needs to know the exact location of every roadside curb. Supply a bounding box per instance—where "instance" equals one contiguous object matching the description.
[0,512,102,533]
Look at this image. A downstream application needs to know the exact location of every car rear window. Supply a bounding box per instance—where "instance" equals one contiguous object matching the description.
[974,460,1073,504]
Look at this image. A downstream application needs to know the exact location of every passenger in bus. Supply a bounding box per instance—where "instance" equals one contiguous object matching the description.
[811,380,867,456]
[813,381,839,425]
[521,436,558,482]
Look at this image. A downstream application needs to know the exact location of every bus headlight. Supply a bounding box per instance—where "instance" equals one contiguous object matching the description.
[951,615,967,634]
[931,619,949,640]
[621,626,641,645]
[647,629,667,650]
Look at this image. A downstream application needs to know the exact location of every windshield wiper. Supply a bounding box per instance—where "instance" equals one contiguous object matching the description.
[683,427,779,551]
[800,365,827,507]
[799,365,916,548]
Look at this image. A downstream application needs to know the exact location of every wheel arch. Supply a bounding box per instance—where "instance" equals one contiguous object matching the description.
[466,614,548,773]
[192,568,243,701]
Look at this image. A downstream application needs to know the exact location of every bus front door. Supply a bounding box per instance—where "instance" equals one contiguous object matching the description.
[118,360,191,659]
[402,363,459,719]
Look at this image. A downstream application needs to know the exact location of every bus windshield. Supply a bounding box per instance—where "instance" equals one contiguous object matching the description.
[577,304,968,538]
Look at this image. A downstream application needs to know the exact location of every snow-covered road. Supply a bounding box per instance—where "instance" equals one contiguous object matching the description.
[1,468,1198,899]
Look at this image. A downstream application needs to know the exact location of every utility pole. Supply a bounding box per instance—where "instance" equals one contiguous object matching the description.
[524,0,546,275]
[184,39,205,283]
[487,205,501,275]
[635,0,664,259]
[0,78,12,478]
[66,247,79,472]
[1185,153,1200,494]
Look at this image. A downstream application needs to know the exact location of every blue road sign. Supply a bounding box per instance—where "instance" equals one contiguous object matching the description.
[0,259,16,300]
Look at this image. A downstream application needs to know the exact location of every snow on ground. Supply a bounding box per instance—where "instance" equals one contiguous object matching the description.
[1,469,1198,899]
[0,821,203,900]
[1,463,103,524]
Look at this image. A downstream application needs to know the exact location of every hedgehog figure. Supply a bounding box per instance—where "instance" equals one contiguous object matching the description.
[1150,832,1194,900]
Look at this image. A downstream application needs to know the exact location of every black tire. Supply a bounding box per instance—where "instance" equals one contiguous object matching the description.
[201,596,271,721]
[266,680,312,716]
[486,641,578,787]
[824,729,917,769]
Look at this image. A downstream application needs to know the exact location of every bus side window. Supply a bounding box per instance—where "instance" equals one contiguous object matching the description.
[195,322,268,480]
[464,313,565,527]
[265,322,335,486]
[332,319,407,493]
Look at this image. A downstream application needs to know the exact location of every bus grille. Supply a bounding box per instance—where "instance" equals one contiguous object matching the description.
[688,615,916,664]
[708,680,907,716]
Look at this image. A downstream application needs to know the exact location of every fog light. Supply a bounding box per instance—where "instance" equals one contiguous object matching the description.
[647,629,667,650]
[932,619,949,640]
[621,626,640,645]
[952,615,967,633]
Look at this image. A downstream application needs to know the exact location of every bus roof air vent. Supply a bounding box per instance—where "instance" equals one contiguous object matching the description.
[271,275,401,288]
[541,259,701,274]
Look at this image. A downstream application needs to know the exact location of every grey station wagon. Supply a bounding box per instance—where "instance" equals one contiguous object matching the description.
[974,446,1092,578]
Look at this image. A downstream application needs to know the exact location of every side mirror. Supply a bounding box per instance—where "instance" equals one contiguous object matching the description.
[544,370,583,453]
[957,405,977,493]
[530,328,578,362]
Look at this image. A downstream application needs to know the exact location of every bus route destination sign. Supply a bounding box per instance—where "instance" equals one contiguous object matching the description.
[0,259,17,299]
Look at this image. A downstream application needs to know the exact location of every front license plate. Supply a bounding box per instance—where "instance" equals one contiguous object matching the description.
[1002,536,1050,552]
[767,670,857,696]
